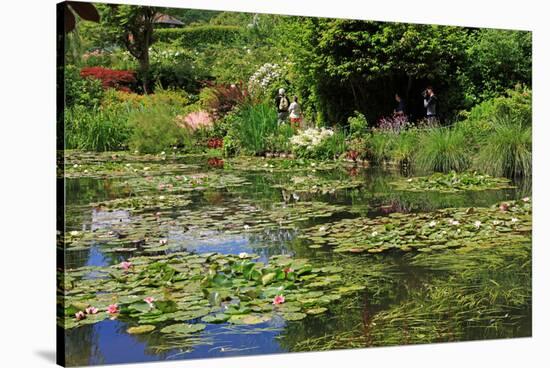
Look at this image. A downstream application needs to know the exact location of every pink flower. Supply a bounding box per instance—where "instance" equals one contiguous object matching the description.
[75,311,86,321]
[176,111,213,132]
[499,202,510,212]
[272,295,285,305]
[144,297,155,306]
[120,261,132,271]
[107,304,119,314]
[283,267,294,274]
[85,306,98,315]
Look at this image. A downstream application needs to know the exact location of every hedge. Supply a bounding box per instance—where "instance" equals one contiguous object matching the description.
[154,25,243,47]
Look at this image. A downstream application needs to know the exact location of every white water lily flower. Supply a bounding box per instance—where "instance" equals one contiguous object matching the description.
[474,220,482,228]
[73,164,78,168]
[143,167,150,171]
[407,178,413,182]
[522,197,530,202]
[449,219,460,226]
[428,221,437,227]
[493,220,501,226]
[69,230,79,236]
[159,239,167,245]
[292,193,300,201]
[160,151,166,155]
[239,252,248,258]
[371,231,378,237]
[134,150,139,154]
[159,195,165,200]
[126,163,131,167]
[319,226,327,232]
[84,169,89,173]
[511,218,519,223]
[244,224,250,230]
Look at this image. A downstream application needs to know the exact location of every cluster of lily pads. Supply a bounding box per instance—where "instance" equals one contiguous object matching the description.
[390,171,513,193]
[63,162,197,179]
[225,157,340,173]
[273,175,364,194]
[299,199,531,254]
[61,252,365,336]
[64,199,348,251]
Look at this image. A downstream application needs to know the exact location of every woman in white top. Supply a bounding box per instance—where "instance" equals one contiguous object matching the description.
[288,96,302,131]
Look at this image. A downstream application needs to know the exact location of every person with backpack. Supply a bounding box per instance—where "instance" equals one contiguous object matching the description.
[275,88,290,124]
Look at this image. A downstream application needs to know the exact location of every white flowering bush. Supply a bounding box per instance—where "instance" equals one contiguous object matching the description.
[248,63,283,96]
[290,127,349,159]
[290,128,334,150]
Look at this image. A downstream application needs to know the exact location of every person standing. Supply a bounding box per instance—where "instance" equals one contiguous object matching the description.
[288,96,302,131]
[275,88,290,124]
[394,93,406,116]
[423,86,438,123]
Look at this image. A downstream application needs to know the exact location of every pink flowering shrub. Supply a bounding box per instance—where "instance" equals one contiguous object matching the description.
[175,110,214,132]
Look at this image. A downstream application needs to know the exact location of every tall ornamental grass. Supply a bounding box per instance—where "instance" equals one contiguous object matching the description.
[236,102,278,155]
[416,128,470,173]
[64,105,131,151]
[475,116,531,178]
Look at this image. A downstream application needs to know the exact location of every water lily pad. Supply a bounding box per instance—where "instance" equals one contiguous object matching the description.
[201,313,230,323]
[160,323,206,334]
[281,312,307,321]
[127,325,156,334]
[228,314,272,325]
[306,307,328,315]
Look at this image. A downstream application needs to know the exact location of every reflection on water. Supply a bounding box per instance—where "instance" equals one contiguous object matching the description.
[63,160,531,366]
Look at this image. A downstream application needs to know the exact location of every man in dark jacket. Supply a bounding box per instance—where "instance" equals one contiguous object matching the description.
[423,86,438,123]
[275,88,290,124]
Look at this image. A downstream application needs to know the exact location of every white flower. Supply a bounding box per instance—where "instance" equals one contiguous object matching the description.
[244,224,250,230]
[493,220,501,226]
[143,167,150,171]
[449,219,460,226]
[239,252,248,258]
[134,150,139,154]
[69,230,79,236]
[292,193,300,201]
[407,178,413,182]
[126,163,131,167]
[159,195,165,200]
[159,239,167,245]
[511,218,519,223]
[73,164,78,168]
[474,220,482,228]
[319,226,327,232]
[522,197,530,202]
[428,221,437,227]
[83,169,88,173]
[160,151,166,155]
[371,231,378,237]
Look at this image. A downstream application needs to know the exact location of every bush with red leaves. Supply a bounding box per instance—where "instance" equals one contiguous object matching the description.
[207,138,223,149]
[80,67,136,92]
[203,81,251,119]
[346,150,360,161]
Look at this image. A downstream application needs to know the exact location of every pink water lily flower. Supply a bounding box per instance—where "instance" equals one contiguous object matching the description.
[499,202,510,212]
[75,311,86,321]
[107,304,119,314]
[85,306,99,315]
[120,261,132,271]
[144,297,155,306]
[272,295,285,305]
[283,267,294,274]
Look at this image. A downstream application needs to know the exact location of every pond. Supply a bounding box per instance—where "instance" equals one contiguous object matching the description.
[60,153,531,366]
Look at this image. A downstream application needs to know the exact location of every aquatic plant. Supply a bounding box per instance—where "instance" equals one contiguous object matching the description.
[236,102,278,155]
[390,171,513,193]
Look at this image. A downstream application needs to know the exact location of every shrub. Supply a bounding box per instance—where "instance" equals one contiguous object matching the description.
[65,65,104,109]
[128,106,192,154]
[154,25,243,47]
[174,111,214,132]
[416,128,470,173]
[265,124,294,153]
[64,105,131,151]
[80,66,136,92]
[102,88,189,114]
[347,111,369,138]
[314,129,347,160]
[475,117,531,178]
[201,82,251,119]
[290,127,345,159]
[377,114,410,133]
[235,102,278,155]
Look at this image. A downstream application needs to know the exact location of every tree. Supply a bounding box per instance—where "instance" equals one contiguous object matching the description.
[100,5,159,93]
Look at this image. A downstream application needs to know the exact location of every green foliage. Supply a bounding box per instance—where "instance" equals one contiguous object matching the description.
[364,132,395,165]
[265,124,294,153]
[234,102,278,155]
[65,105,131,151]
[466,29,532,100]
[128,105,192,154]
[416,128,470,173]
[392,129,419,165]
[64,65,104,108]
[313,129,347,160]
[475,116,532,178]
[154,25,243,47]
[347,112,369,137]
